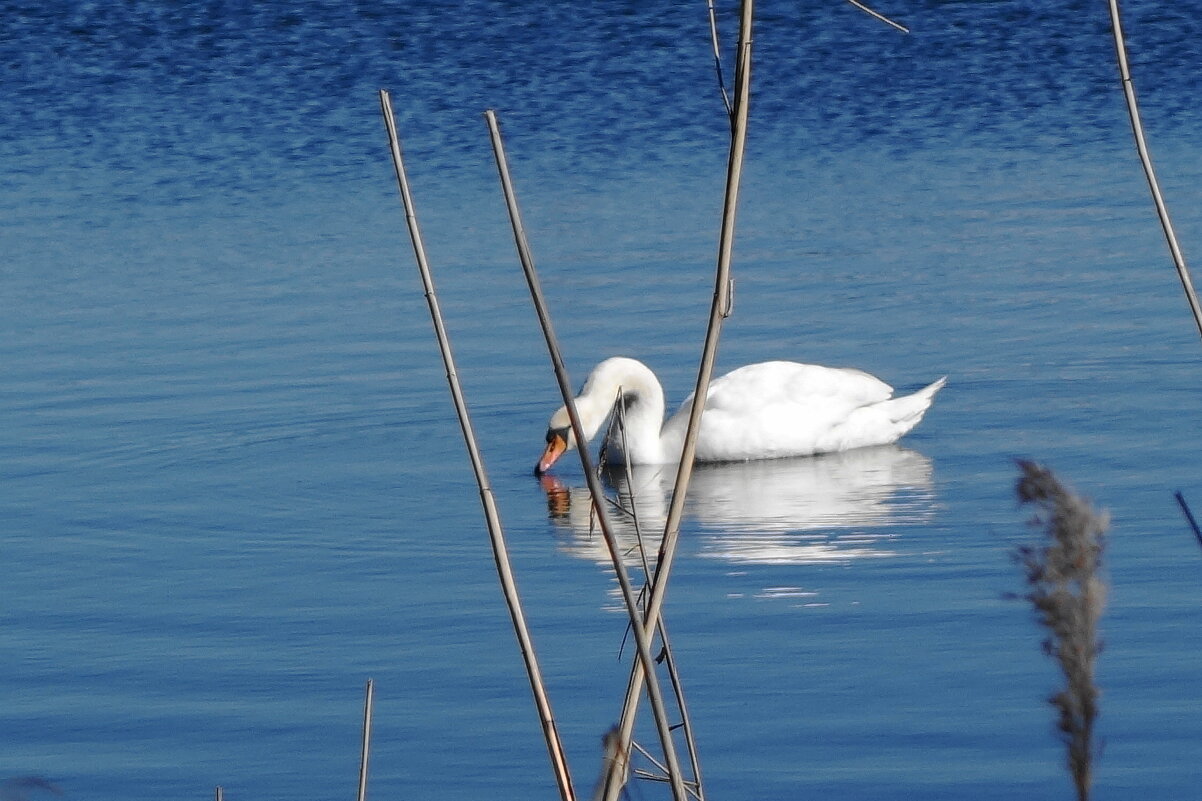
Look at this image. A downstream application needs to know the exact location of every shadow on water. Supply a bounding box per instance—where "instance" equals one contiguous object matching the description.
[540,445,936,565]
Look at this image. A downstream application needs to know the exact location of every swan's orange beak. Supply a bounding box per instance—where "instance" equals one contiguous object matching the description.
[535,430,569,476]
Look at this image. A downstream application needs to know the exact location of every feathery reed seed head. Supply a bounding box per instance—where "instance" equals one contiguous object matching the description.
[1014,460,1108,801]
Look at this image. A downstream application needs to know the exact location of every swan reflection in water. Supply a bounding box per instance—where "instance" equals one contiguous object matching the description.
[540,445,936,566]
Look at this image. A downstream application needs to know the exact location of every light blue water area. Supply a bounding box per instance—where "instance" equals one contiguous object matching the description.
[3,1,1202,800]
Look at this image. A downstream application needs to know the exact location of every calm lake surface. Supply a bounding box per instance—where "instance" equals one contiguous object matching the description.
[4,1,1201,799]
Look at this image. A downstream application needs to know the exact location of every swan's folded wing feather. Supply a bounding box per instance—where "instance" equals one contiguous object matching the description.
[700,362,893,412]
[667,362,899,461]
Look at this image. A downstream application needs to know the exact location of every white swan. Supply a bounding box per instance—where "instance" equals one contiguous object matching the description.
[535,357,946,474]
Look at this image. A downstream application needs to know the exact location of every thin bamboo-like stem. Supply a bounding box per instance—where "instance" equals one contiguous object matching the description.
[660,0,752,632]
[379,90,576,801]
[606,4,754,797]
[1174,491,1202,548]
[706,0,733,122]
[1107,0,1202,342]
[483,108,689,801]
[609,395,653,581]
[844,0,909,34]
[609,403,706,800]
[215,787,223,801]
[629,741,674,781]
[357,678,375,801]
[652,618,703,800]
[627,740,702,800]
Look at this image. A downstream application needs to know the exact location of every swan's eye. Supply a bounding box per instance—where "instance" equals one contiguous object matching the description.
[546,427,569,444]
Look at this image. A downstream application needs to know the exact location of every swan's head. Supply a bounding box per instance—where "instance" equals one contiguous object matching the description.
[535,406,576,476]
[535,358,659,474]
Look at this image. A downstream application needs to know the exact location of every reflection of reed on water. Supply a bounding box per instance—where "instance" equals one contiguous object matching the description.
[540,445,937,566]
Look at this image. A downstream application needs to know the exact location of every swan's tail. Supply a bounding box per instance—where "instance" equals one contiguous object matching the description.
[887,376,947,431]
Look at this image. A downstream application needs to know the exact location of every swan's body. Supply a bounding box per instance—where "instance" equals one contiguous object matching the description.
[536,357,945,473]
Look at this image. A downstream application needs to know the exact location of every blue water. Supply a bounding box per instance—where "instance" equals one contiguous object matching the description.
[4,1,1202,799]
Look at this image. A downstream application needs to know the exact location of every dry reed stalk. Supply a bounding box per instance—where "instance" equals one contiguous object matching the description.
[1106,0,1202,341]
[1173,491,1202,548]
[1014,461,1108,801]
[483,109,690,801]
[705,0,733,121]
[600,394,652,573]
[843,0,909,34]
[604,400,707,801]
[215,788,222,801]
[605,5,753,798]
[356,678,374,801]
[379,90,577,801]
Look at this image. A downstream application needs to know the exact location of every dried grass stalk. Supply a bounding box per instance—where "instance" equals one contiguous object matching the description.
[483,108,687,801]
[380,91,576,801]
[1106,0,1202,341]
[844,0,909,33]
[1173,490,1202,548]
[357,678,374,801]
[1014,461,1109,801]
[606,5,754,796]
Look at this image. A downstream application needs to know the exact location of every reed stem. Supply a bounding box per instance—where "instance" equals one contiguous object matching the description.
[844,0,909,34]
[484,108,689,801]
[705,0,733,122]
[379,90,576,801]
[357,678,374,801]
[1173,491,1202,548]
[606,4,753,796]
[607,404,706,800]
[1106,0,1202,342]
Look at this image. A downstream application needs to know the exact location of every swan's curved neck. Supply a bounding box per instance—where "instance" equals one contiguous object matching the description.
[577,358,669,464]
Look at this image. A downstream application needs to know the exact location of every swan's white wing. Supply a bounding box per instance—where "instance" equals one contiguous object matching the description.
[705,362,893,411]
[664,362,898,461]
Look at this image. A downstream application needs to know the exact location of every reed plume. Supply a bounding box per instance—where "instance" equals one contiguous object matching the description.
[591,726,630,801]
[1014,461,1108,801]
